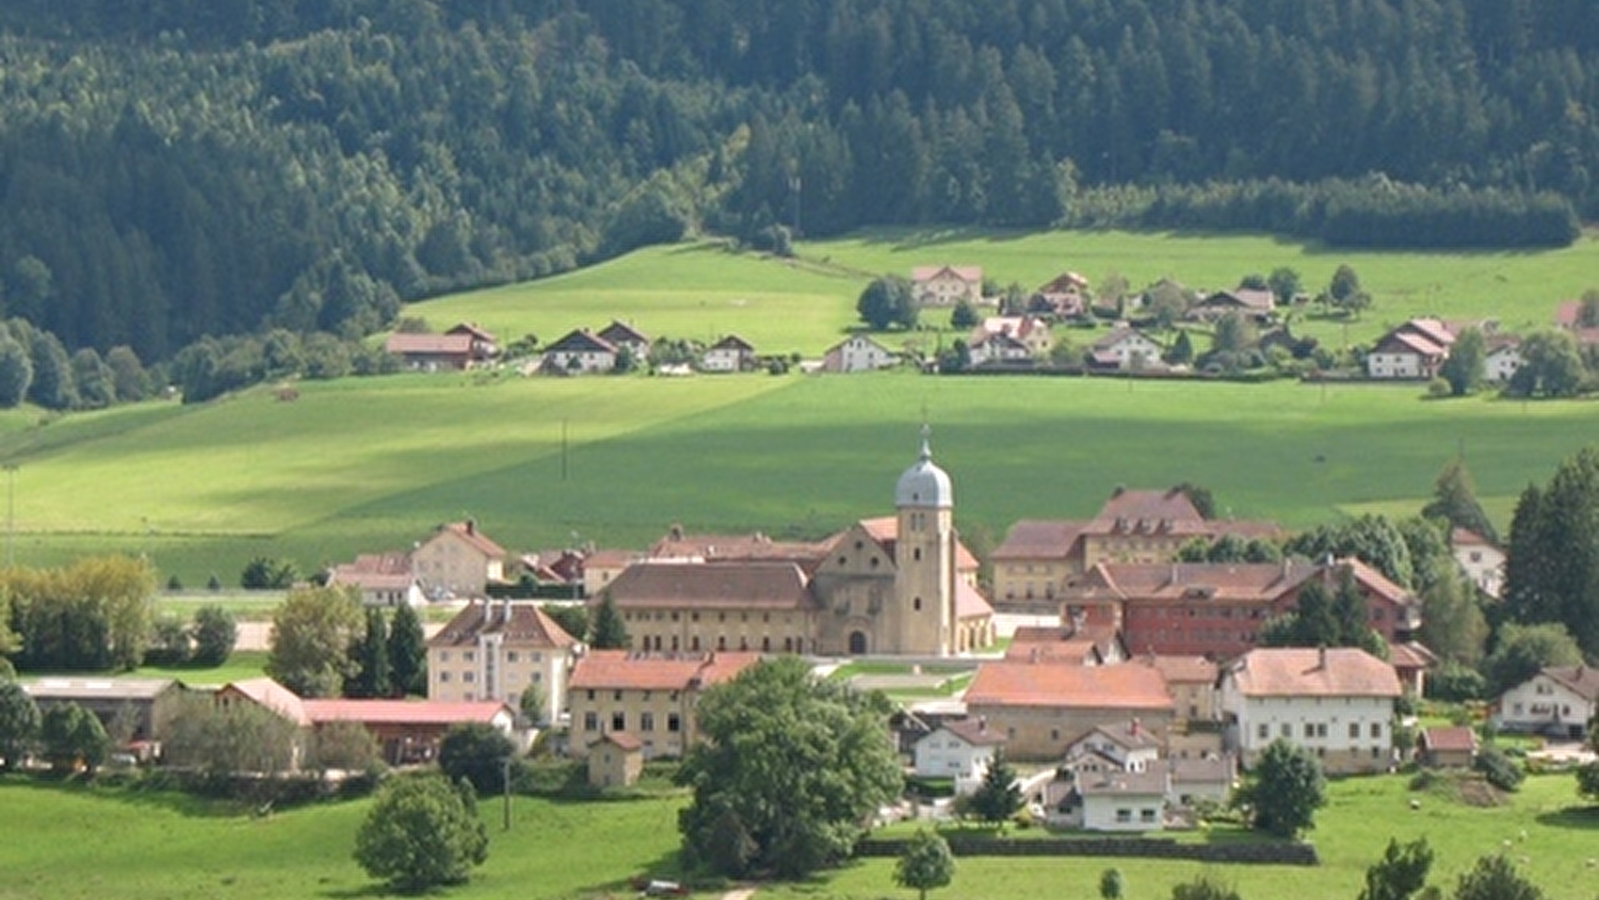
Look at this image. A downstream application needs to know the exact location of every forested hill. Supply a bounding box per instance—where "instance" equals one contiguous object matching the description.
[0,0,1596,364]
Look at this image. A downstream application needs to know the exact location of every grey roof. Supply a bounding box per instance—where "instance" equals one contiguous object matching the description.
[24,678,181,701]
[1077,768,1169,796]
[896,428,952,508]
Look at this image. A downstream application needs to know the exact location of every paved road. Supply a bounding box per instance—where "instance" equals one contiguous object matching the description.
[235,619,445,651]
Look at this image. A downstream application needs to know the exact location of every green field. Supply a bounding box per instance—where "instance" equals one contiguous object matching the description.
[1,369,1596,585]
[0,773,1592,900]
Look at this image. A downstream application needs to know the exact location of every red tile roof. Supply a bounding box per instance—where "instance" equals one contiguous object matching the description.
[428,601,578,649]
[1420,726,1477,753]
[1071,561,1318,604]
[569,650,761,691]
[848,517,981,571]
[428,521,506,559]
[301,699,512,726]
[966,661,1173,711]
[912,265,982,283]
[1386,641,1438,670]
[598,731,644,751]
[993,520,1085,560]
[1144,655,1218,685]
[1227,648,1401,698]
[385,333,473,355]
[220,678,309,726]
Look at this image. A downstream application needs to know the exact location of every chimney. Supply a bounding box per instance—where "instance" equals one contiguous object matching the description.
[1318,645,1328,670]
[481,598,491,627]
[466,519,476,536]
[501,598,513,625]
[977,715,987,733]
[1131,718,1141,737]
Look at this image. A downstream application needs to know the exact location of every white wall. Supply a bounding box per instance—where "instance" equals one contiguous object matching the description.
[1498,674,1594,735]
[1224,690,1395,773]
[1082,794,1164,831]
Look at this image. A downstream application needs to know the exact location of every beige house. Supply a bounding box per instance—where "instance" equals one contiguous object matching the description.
[963,661,1175,761]
[412,521,506,599]
[567,650,760,759]
[426,600,578,724]
[822,335,899,373]
[587,731,645,787]
[1221,647,1401,774]
[911,265,983,307]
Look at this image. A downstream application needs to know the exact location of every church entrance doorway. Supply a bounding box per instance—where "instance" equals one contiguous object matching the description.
[848,631,868,655]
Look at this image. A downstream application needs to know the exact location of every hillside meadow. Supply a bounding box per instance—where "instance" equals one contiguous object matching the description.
[0,774,1592,900]
[0,368,1595,585]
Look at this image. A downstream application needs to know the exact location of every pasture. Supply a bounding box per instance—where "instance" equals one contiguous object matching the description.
[0,370,1595,585]
[0,773,1592,900]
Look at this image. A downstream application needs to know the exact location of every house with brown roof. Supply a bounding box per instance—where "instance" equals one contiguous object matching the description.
[23,678,187,744]
[1006,624,1127,666]
[566,650,760,759]
[588,731,644,787]
[385,333,478,371]
[412,520,507,599]
[1418,726,1477,768]
[991,487,1280,609]
[445,322,499,358]
[1366,318,1460,379]
[964,661,1174,760]
[1190,289,1276,324]
[967,316,1053,367]
[1483,335,1524,384]
[822,335,900,373]
[582,548,643,597]
[911,265,983,307]
[596,320,651,360]
[1089,327,1163,370]
[541,329,619,374]
[1221,647,1401,774]
[1496,665,1598,740]
[1142,655,1220,724]
[702,334,756,372]
[426,599,577,725]
[913,717,1007,794]
[327,552,424,608]
[597,433,996,657]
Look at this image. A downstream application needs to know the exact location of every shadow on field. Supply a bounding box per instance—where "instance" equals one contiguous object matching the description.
[1534,805,1599,831]
[2,773,245,818]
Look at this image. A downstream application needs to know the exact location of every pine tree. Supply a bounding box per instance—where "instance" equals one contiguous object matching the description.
[1421,458,1498,543]
[387,603,427,696]
[968,750,1022,828]
[348,607,391,699]
[589,593,630,649]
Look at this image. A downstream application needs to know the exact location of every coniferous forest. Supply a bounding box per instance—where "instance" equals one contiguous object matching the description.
[0,0,1595,369]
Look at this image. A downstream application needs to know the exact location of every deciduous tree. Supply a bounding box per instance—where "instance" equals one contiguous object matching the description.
[162,693,300,775]
[354,774,488,892]
[1237,738,1324,838]
[1438,326,1486,396]
[266,586,363,698]
[894,830,955,900]
[40,702,110,774]
[0,678,40,770]
[1268,267,1301,306]
[1483,622,1582,696]
[676,657,902,878]
[191,605,237,667]
[438,722,517,795]
[308,720,384,773]
[857,276,918,331]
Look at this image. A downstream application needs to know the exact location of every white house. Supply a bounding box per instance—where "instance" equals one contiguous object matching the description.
[822,335,898,373]
[702,335,755,372]
[327,553,426,608]
[1063,721,1162,775]
[967,331,1033,367]
[1090,327,1162,370]
[1496,666,1598,740]
[913,717,1007,794]
[911,265,983,307]
[542,329,618,374]
[1450,528,1504,599]
[1483,339,1524,383]
[1366,319,1456,379]
[1221,647,1401,775]
[1077,768,1169,831]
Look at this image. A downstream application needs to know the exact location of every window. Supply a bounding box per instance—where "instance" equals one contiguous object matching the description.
[1257,724,1269,740]
[640,712,655,732]
[613,690,623,701]
[506,651,519,663]
[463,651,474,662]
[1140,809,1157,823]
[439,672,451,683]
[438,651,450,662]
[532,673,541,683]
[1115,809,1132,823]
[1349,723,1360,739]
[914,597,922,612]
[1280,723,1291,738]
[583,712,597,731]
[667,713,681,732]
[586,690,595,701]
[1304,723,1315,739]
[912,548,921,562]
[463,672,475,683]
[611,712,625,732]
[1370,722,1382,739]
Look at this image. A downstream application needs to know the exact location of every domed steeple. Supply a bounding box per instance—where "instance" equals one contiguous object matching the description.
[895,425,953,508]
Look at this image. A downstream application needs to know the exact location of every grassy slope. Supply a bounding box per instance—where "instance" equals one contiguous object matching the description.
[3,372,1595,583]
[0,774,1592,900]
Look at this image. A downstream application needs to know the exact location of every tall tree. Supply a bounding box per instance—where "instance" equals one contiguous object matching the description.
[347,607,392,699]
[588,593,630,650]
[676,657,902,878]
[387,603,427,696]
[0,335,32,407]
[1507,331,1586,398]
[1238,738,1325,838]
[162,693,300,775]
[1484,622,1583,695]
[857,276,918,331]
[1438,326,1486,396]
[1501,447,1599,657]
[1267,267,1301,306]
[967,750,1022,827]
[191,605,237,667]
[0,678,40,770]
[894,830,955,900]
[355,774,488,892]
[39,702,110,774]
[1422,459,1498,543]
[438,723,517,795]
[265,585,363,698]
[1418,567,1488,666]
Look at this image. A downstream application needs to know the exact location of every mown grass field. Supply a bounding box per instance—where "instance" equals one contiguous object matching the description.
[1,368,1596,585]
[0,773,1592,900]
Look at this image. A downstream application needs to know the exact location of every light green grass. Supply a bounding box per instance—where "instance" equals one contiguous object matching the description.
[764,775,1598,900]
[0,777,688,900]
[16,651,271,689]
[2,372,1595,584]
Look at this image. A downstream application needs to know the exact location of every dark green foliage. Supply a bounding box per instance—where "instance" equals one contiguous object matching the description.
[1483,622,1584,695]
[1423,459,1497,543]
[346,607,392,699]
[541,603,588,644]
[1418,568,1488,667]
[438,723,516,795]
[1577,760,1599,803]
[386,603,427,696]
[1424,663,1487,702]
[191,605,236,667]
[0,678,40,770]
[1177,534,1281,564]
[1502,447,1599,658]
[950,300,979,330]
[0,335,32,407]
[968,750,1022,827]
[857,277,918,331]
[1439,328,1486,397]
[307,720,384,773]
[1267,268,1301,306]
[1238,739,1325,838]
[39,702,110,773]
[4,556,156,672]
[240,556,297,590]
[163,693,300,775]
[894,830,955,900]
[1099,868,1125,900]
[1165,330,1194,366]
[1175,483,1217,520]
[354,774,488,892]
[145,616,193,666]
[1358,838,1434,900]
[588,593,629,650]
[1284,514,1415,589]
[265,585,363,698]
[1473,748,1524,792]
[1506,331,1587,398]
[676,657,902,879]
[1170,875,1243,900]
[1452,854,1546,900]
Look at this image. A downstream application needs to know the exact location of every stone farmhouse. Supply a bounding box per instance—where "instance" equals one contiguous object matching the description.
[990,487,1280,609]
[911,265,983,307]
[566,649,761,759]
[411,520,507,599]
[596,432,996,656]
[425,599,579,725]
[1221,647,1401,775]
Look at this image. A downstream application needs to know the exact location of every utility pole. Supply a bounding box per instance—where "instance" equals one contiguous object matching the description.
[4,464,15,568]
[502,756,513,831]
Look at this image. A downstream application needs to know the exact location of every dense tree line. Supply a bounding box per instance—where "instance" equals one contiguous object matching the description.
[0,1,1595,364]
[2,556,156,672]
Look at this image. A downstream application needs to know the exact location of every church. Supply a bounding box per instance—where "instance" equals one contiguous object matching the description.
[596,430,996,656]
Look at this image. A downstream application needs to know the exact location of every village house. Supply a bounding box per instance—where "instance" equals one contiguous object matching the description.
[1387,641,1438,697]
[1064,720,1163,775]
[326,552,425,608]
[821,335,899,373]
[597,432,996,657]
[565,650,761,759]
[23,678,186,744]
[912,717,1007,795]
[426,599,578,725]
[587,731,644,788]
[1451,527,1505,599]
[1005,623,1127,666]
[911,265,983,307]
[541,329,619,374]
[411,520,506,599]
[966,330,1033,367]
[990,487,1280,608]
[596,320,651,360]
[1366,318,1457,379]
[1068,768,1171,832]
[582,548,642,597]
[701,334,756,372]
[963,660,1175,761]
[1495,665,1598,739]
[384,322,499,371]
[1032,271,1090,319]
[1144,654,1220,725]
[1221,647,1401,775]
[1483,336,1524,383]
[1417,726,1477,768]
[970,316,1052,359]
[1189,288,1276,323]
[1089,326,1163,370]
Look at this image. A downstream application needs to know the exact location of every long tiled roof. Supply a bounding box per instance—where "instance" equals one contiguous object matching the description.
[301,699,512,726]
[966,661,1173,711]
[850,516,981,571]
[428,601,578,649]
[1072,561,1318,603]
[385,333,473,355]
[992,520,1085,560]
[1227,648,1401,698]
[1542,665,1599,701]
[221,678,309,726]
[569,650,761,691]
[603,561,818,611]
[955,580,994,620]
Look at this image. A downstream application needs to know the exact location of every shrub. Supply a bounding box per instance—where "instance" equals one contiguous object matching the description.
[1474,747,1524,792]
